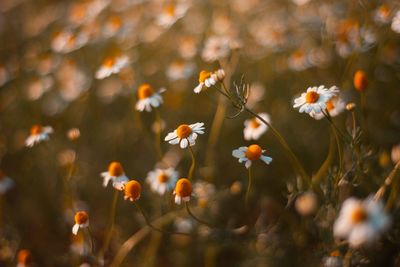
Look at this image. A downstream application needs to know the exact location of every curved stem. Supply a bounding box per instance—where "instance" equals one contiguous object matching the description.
[245,166,252,209]
[188,146,196,180]
[99,190,119,257]
[185,202,213,228]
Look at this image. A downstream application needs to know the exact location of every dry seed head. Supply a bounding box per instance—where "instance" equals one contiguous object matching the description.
[175,178,192,197]
[245,144,263,161]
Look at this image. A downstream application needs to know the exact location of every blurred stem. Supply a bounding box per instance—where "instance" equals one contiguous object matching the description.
[0,195,3,229]
[87,226,95,254]
[154,109,163,160]
[188,146,196,180]
[244,107,311,189]
[245,166,252,209]
[385,162,400,212]
[360,91,368,135]
[312,130,336,187]
[185,202,213,228]
[99,190,119,257]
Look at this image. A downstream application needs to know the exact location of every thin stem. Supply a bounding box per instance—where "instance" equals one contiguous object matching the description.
[188,146,196,180]
[99,190,119,257]
[245,166,252,209]
[385,162,400,212]
[185,202,213,228]
[351,110,357,139]
[244,107,311,189]
[154,109,163,160]
[87,226,95,254]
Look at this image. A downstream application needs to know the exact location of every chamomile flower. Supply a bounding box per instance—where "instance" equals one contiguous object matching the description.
[0,170,14,195]
[232,144,273,169]
[310,96,346,120]
[391,10,400,33]
[157,4,188,28]
[164,122,205,149]
[135,83,165,112]
[95,55,129,80]
[146,167,178,195]
[293,86,338,114]
[333,197,390,247]
[243,113,270,140]
[174,178,193,205]
[25,124,53,147]
[124,180,141,202]
[72,211,89,235]
[193,69,225,94]
[100,161,129,190]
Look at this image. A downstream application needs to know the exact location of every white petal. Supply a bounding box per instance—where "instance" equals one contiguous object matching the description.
[72,224,80,235]
[165,131,177,141]
[245,160,252,169]
[180,138,189,149]
[261,155,273,164]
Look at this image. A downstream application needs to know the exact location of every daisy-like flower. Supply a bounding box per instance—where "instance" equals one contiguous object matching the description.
[157,4,188,28]
[146,167,178,195]
[374,4,391,24]
[72,211,89,235]
[333,197,391,247]
[135,83,165,112]
[193,69,225,94]
[124,180,141,202]
[232,144,273,169]
[293,85,338,114]
[25,124,53,147]
[17,249,33,267]
[0,170,14,195]
[100,161,129,190]
[95,55,129,80]
[164,122,205,149]
[174,178,193,205]
[310,96,346,120]
[391,10,400,33]
[243,113,270,141]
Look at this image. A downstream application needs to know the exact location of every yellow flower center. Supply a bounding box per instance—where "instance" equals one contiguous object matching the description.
[250,118,260,129]
[108,161,124,177]
[18,249,32,264]
[326,100,335,111]
[245,144,263,161]
[176,124,192,138]
[103,57,115,68]
[350,206,368,224]
[198,70,211,83]
[175,178,192,197]
[305,91,320,104]
[124,180,141,200]
[30,124,42,135]
[137,84,154,100]
[74,211,89,225]
[157,172,169,183]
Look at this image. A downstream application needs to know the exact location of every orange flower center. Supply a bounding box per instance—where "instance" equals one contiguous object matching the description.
[250,118,260,129]
[330,250,340,257]
[18,249,32,264]
[350,206,368,224]
[124,180,141,200]
[175,178,192,197]
[176,124,192,138]
[108,161,124,177]
[198,70,211,83]
[165,4,175,16]
[326,100,335,111]
[353,70,368,92]
[30,125,42,135]
[74,211,89,225]
[157,173,169,183]
[137,84,154,99]
[378,5,390,17]
[305,91,320,104]
[245,144,263,161]
[104,57,115,68]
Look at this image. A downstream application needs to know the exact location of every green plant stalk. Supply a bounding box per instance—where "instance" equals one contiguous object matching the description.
[385,162,400,212]
[188,145,196,180]
[99,190,119,258]
[245,166,252,209]
[312,130,336,187]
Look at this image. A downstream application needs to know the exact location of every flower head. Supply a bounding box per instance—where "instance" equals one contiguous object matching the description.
[146,167,178,195]
[17,249,33,267]
[310,96,346,120]
[0,170,14,195]
[164,122,205,149]
[135,83,165,112]
[124,180,141,202]
[95,55,129,80]
[243,113,270,140]
[353,70,368,92]
[25,124,53,147]
[174,178,193,204]
[333,197,390,247]
[157,4,188,28]
[72,211,89,235]
[232,144,273,169]
[193,69,225,93]
[100,161,129,190]
[293,85,338,114]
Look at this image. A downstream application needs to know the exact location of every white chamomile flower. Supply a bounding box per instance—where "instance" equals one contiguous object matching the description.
[193,69,225,94]
[164,122,205,149]
[310,96,346,120]
[173,178,193,205]
[100,161,129,190]
[146,167,178,195]
[135,83,165,112]
[333,197,391,247]
[25,124,53,147]
[232,144,273,169]
[391,10,400,33]
[0,170,14,195]
[95,55,129,80]
[243,113,270,140]
[72,211,89,235]
[293,85,338,114]
[157,4,188,28]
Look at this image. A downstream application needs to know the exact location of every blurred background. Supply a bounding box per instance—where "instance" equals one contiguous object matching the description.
[1,0,400,266]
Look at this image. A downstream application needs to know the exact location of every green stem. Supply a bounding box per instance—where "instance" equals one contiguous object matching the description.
[99,190,119,257]
[87,226,95,254]
[385,162,400,212]
[312,130,336,187]
[188,145,196,180]
[185,202,213,228]
[245,166,252,209]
